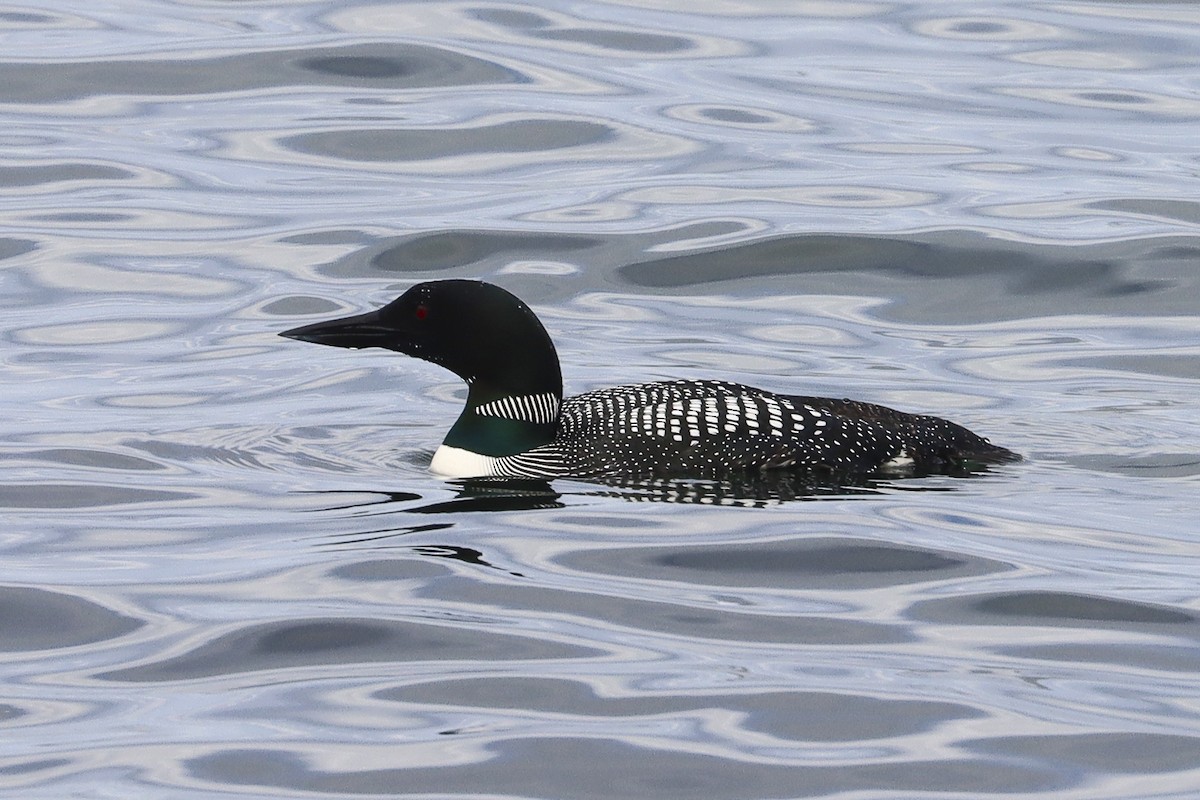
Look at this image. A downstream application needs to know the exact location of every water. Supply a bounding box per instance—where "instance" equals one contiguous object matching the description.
[3,1,1199,797]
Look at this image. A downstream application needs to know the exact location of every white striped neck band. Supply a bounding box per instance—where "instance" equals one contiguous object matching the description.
[474,392,560,425]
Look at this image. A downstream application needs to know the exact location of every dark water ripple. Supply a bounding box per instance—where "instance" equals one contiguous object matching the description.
[2,1,1200,798]
[0,43,522,103]
[186,741,1066,798]
[0,586,142,650]
[285,118,617,162]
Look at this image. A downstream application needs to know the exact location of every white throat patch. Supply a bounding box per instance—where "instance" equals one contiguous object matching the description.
[430,445,501,478]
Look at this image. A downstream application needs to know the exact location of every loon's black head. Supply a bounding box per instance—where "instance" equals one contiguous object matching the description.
[280,280,563,405]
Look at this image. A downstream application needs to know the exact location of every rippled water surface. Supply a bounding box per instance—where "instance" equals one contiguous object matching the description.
[3,1,1200,797]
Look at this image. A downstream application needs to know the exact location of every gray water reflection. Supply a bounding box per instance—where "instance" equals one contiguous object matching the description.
[562,537,1008,589]
[189,739,1062,798]
[100,616,600,682]
[418,576,911,647]
[471,8,697,54]
[0,483,195,509]
[386,678,984,741]
[0,43,521,103]
[1,163,134,187]
[309,228,1198,323]
[285,119,615,163]
[0,586,141,651]
[0,238,36,261]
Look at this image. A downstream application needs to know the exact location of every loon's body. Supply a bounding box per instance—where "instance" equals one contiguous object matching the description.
[281,280,1017,481]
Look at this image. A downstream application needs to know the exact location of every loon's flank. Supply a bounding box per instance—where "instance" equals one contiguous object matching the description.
[281,280,1018,480]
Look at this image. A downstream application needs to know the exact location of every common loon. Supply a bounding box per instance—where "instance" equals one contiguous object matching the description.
[281,280,1018,481]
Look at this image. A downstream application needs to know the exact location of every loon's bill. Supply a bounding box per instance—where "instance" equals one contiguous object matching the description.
[281,280,1019,481]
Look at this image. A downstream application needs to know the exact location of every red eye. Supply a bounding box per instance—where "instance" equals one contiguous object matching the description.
[415,304,428,320]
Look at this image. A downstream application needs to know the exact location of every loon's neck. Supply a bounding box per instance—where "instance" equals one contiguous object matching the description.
[442,382,562,458]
